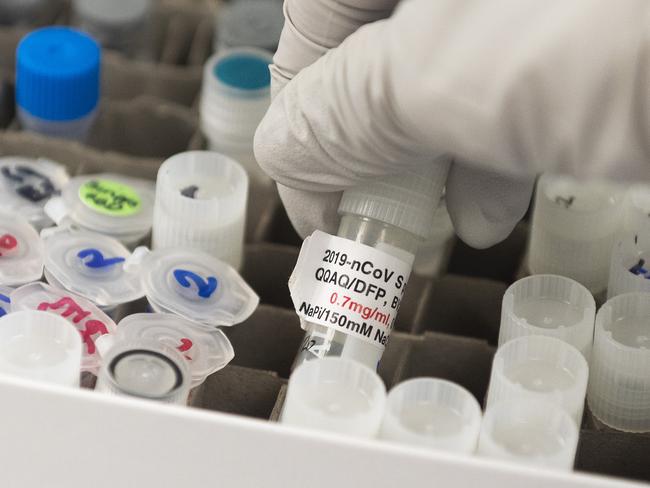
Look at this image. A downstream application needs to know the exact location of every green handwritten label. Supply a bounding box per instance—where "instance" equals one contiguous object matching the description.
[79,179,141,217]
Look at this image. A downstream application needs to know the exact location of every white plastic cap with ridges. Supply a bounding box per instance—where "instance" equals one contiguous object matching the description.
[486,336,588,424]
[478,399,579,470]
[528,174,623,294]
[0,310,81,387]
[607,235,650,299]
[152,151,249,270]
[379,378,481,454]
[587,292,650,432]
[338,159,451,240]
[499,274,596,358]
[282,358,387,438]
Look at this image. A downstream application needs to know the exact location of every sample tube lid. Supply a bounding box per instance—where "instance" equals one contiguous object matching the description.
[9,282,116,373]
[0,285,12,317]
[127,247,259,328]
[0,212,43,286]
[0,157,70,229]
[41,226,144,307]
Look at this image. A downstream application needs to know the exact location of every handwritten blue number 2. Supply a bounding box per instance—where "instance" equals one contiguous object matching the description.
[77,249,126,269]
[173,269,218,298]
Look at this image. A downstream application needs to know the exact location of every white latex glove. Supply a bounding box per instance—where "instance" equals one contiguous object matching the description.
[256,0,650,247]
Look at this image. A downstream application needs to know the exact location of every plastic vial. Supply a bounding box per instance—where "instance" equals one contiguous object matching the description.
[152,151,249,270]
[72,0,151,56]
[41,227,144,322]
[412,200,455,277]
[499,274,596,358]
[0,212,44,287]
[478,399,579,471]
[214,0,284,53]
[379,378,481,454]
[588,292,650,432]
[486,336,588,424]
[45,173,155,248]
[0,0,46,25]
[16,27,101,142]
[95,339,191,405]
[528,174,623,295]
[0,310,82,387]
[282,357,387,438]
[293,162,449,371]
[200,49,272,187]
[0,157,70,231]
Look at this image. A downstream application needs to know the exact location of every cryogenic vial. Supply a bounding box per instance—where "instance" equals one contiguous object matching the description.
[499,274,596,357]
[282,358,386,438]
[45,173,155,248]
[16,27,100,142]
[0,310,82,387]
[200,50,272,187]
[528,174,623,295]
[290,161,449,370]
[486,336,588,424]
[412,200,455,277]
[101,313,234,388]
[607,233,650,299]
[621,184,650,241]
[41,227,144,322]
[380,378,481,454]
[72,0,151,55]
[0,0,46,25]
[214,0,284,53]
[588,292,650,432]
[0,157,70,230]
[477,399,579,470]
[10,282,116,373]
[0,285,11,317]
[128,247,258,329]
[0,212,43,286]
[95,339,191,404]
[152,151,248,269]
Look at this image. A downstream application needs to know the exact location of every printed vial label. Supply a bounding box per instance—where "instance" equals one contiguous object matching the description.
[79,179,142,217]
[289,231,412,351]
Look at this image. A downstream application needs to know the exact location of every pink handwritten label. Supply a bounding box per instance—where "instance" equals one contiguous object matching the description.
[178,338,193,361]
[80,320,109,355]
[38,297,91,323]
[0,234,17,257]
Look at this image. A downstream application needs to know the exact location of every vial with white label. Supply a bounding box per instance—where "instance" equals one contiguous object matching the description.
[380,378,482,454]
[45,173,155,248]
[214,0,284,53]
[0,310,82,387]
[16,27,101,142]
[499,274,596,357]
[0,212,43,287]
[0,157,69,231]
[528,174,623,295]
[41,227,144,322]
[200,49,272,187]
[95,339,191,405]
[152,151,248,270]
[282,357,387,438]
[291,160,449,370]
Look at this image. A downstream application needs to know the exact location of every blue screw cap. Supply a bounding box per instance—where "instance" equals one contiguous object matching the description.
[16,27,101,121]
[214,52,270,91]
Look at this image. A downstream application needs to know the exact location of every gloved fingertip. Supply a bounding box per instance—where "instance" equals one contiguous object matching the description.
[277,185,342,239]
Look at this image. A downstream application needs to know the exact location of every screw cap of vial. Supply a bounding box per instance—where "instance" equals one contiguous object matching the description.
[380,378,481,454]
[486,335,588,424]
[282,357,387,438]
[0,310,82,387]
[588,292,650,432]
[0,212,43,286]
[499,274,596,357]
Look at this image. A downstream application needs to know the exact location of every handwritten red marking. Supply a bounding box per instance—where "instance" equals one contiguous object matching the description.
[80,320,109,355]
[38,297,91,323]
[178,338,193,360]
[0,234,17,257]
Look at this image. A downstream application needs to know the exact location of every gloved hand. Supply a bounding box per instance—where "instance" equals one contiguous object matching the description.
[255,0,650,247]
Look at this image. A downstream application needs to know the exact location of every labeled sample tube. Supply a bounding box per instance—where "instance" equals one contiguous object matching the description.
[607,234,650,299]
[380,378,481,454]
[528,175,623,295]
[499,275,596,357]
[0,212,44,287]
[95,339,191,404]
[0,310,82,387]
[282,358,386,438]
[152,151,249,270]
[292,162,449,370]
[16,27,101,142]
[486,336,588,424]
[72,0,151,55]
[478,399,579,470]
[200,50,272,187]
[588,292,650,432]
[214,0,284,53]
